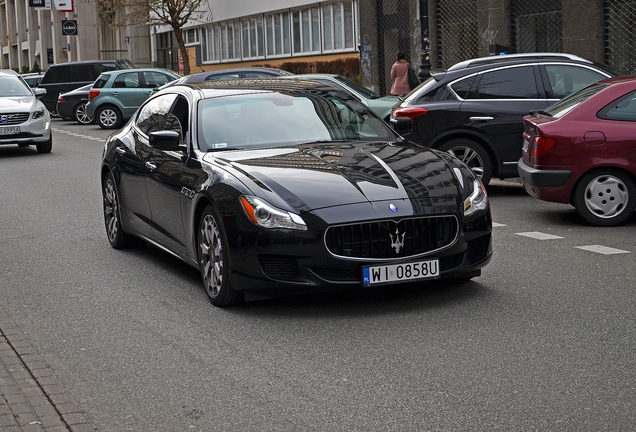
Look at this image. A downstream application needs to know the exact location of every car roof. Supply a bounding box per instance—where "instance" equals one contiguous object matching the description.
[100,68,178,76]
[0,70,20,77]
[185,67,292,80]
[178,78,348,98]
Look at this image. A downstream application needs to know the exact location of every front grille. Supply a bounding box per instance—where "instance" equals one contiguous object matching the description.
[258,255,301,281]
[325,216,459,260]
[0,113,30,126]
[466,233,491,265]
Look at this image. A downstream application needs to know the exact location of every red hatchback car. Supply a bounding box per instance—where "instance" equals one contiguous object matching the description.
[518,76,636,226]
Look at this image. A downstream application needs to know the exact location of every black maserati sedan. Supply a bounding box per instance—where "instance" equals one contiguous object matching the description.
[101,79,492,306]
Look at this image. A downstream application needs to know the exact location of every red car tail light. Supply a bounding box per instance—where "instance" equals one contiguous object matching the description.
[89,90,100,100]
[392,107,428,119]
[530,136,557,158]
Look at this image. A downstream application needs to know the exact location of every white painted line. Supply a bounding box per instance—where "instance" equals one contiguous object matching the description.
[515,231,564,240]
[492,222,507,227]
[574,245,630,255]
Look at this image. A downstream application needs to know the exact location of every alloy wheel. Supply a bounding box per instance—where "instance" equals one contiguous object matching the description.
[75,103,93,124]
[199,214,223,298]
[446,146,485,178]
[99,108,119,128]
[103,177,119,243]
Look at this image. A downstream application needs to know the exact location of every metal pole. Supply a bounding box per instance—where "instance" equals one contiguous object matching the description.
[418,0,431,80]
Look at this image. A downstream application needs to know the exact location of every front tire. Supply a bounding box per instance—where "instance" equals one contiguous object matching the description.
[573,169,636,226]
[198,205,241,306]
[439,139,492,186]
[103,171,137,247]
[36,134,52,153]
[96,105,122,129]
[74,102,93,125]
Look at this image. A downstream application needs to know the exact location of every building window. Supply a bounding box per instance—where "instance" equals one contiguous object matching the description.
[291,6,321,54]
[183,28,199,45]
[323,1,355,52]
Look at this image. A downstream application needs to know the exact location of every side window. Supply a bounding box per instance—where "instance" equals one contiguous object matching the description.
[205,73,240,81]
[244,71,276,78]
[76,64,97,81]
[598,90,636,122]
[142,71,174,88]
[41,66,68,84]
[113,72,140,88]
[97,63,119,73]
[136,94,178,136]
[475,66,539,99]
[544,65,606,99]
[450,76,476,99]
[93,74,110,89]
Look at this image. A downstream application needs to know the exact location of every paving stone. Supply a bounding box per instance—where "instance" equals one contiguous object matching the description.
[16,412,40,425]
[39,414,66,428]
[61,412,88,425]
[0,413,18,427]
[7,401,32,414]
[56,402,82,415]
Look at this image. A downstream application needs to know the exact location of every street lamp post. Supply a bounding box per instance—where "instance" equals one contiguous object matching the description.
[418,0,431,81]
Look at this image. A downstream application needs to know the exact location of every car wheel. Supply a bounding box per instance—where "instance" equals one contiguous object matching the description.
[36,134,52,153]
[102,171,137,248]
[573,170,636,226]
[96,106,122,129]
[439,139,492,186]
[198,205,241,306]
[74,102,93,125]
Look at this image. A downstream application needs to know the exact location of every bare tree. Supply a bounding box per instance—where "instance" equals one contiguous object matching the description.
[94,0,211,75]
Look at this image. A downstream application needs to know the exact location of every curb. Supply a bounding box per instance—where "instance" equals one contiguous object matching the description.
[0,306,96,431]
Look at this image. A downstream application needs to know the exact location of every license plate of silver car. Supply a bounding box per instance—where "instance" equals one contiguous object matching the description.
[363,259,440,286]
[0,126,20,135]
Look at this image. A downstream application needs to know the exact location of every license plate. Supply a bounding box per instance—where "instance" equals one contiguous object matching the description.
[0,126,20,135]
[363,259,440,286]
[522,137,530,153]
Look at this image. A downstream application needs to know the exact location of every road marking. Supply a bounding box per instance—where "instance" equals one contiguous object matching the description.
[53,128,104,142]
[574,245,630,255]
[515,231,563,240]
[492,222,507,227]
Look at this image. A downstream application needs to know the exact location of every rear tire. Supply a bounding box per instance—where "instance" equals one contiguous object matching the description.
[96,105,122,129]
[573,169,636,226]
[198,205,241,306]
[439,139,492,186]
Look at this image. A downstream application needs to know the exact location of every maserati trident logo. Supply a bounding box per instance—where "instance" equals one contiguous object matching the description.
[389,203,398,212]
[389,227,406,254]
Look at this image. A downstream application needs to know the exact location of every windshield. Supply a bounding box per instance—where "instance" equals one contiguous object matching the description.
[543,82,608,118]
[332,75,380,99]
[0,76,33,97]
[197,91,398,151]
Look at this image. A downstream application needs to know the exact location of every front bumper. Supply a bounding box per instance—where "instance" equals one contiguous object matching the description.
[0,115,51,145]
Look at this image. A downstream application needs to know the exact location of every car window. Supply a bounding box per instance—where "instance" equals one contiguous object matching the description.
[472,66,539,99]
[41,66,68,84]
[450,76,476,99]
[98,63,119,73]
[598,89,636,122]
[544,65,607,99]
[93,74,110,89]
[197,92,397,151]
[244,71,277,78]
[543,82,607,118]
[143,71,174,88]
[76,64,97,81]
[0,76,33,97]
[136,94,178,136]
[113,72,140,88]
[333,75,381,99]
[205,73,240,81]
[164,96,189,143]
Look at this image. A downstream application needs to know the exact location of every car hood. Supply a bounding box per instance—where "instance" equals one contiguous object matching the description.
[0,96,38,111]
[207,141,460,215]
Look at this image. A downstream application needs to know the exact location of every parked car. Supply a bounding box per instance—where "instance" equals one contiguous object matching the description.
[0,70,52,153]
[39,59,137,114]
[100,78,492,306]
[280,74,400,121]
[518,75,636,226]
[391,53,621,185]
[86,68,180,129]
[157,67,293,90]
[56,84,94,124]
[21,72,44,88]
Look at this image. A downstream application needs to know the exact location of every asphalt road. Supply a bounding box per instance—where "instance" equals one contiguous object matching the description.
[1,118,635,431]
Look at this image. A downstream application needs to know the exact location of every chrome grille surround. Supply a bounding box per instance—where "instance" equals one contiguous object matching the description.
[324,215,459,261]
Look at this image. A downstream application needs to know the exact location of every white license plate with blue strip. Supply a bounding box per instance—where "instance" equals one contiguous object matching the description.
[363,259,439,286]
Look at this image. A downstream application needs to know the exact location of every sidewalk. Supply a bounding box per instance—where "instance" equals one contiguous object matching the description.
[0,307,95,431]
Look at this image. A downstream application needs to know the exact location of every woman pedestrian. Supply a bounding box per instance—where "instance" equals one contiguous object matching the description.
[390,52,411,96]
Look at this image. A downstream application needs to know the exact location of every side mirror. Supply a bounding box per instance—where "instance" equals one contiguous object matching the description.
[390,116,413,135]
[149,130,182,151]
[35,87,46,96]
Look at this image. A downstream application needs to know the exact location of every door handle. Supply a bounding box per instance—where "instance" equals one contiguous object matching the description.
[146,162,157,170]
[112,91,120,96]
[115,146,126,155]
[469,116,494,122]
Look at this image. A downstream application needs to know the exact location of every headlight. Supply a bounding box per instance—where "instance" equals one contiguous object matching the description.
[32,107,48,119]
[240,196,307,231]
[463,179,488,217]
